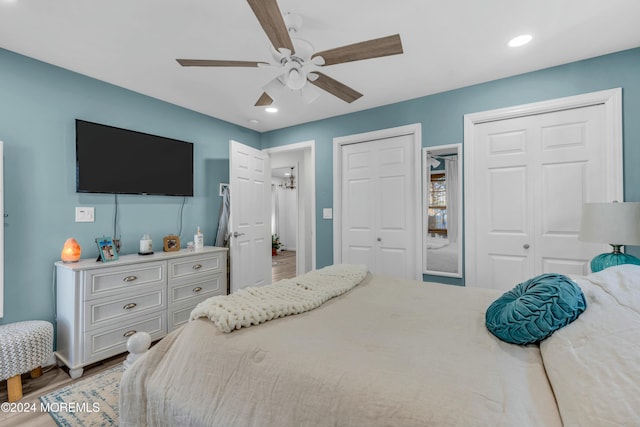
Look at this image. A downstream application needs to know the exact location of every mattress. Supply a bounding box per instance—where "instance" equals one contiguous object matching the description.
[120,271,562,426]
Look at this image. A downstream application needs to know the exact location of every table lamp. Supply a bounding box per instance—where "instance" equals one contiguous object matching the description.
[61,238,82,263]
[579,202,640,272]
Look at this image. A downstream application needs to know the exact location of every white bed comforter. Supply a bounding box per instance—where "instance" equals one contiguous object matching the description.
[540,265,640,427]
[120,271,561,427]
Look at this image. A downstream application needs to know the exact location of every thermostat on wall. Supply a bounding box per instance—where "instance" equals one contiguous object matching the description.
[75,207,95,222]
[323,208,333,220]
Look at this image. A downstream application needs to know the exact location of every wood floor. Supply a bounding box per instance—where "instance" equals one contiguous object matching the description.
[272,250,296,282]
[0,353,125,426]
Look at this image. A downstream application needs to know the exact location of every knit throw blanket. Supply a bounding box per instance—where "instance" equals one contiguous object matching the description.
[190,264,368,333]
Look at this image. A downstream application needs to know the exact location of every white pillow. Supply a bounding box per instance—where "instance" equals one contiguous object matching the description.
[540,265,640,426]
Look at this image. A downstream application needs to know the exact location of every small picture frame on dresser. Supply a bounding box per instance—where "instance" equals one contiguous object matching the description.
[163,235,181,252]
[95,237,119,262]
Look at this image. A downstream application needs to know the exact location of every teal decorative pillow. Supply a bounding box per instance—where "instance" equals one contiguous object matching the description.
[485,273,587,345]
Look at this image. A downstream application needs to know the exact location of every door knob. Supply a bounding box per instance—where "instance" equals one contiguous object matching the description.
[377,237,382,242]
[233,232,245,238]
[523,243,530,249]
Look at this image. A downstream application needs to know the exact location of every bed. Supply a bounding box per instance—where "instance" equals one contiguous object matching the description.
[425,236,459,273]
[120,264,640,426]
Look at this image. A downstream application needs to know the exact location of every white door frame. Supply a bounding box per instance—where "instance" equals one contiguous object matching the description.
[264,140,316,273]
[464,88,623,285]
[333,123,422,279]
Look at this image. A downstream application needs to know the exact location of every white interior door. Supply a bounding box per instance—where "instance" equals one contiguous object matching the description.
[466,90,622,290]
[229,140,271,293]
[340,134,418,279]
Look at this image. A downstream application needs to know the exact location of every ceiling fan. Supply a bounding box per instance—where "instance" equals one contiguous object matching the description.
[176,0,404,106]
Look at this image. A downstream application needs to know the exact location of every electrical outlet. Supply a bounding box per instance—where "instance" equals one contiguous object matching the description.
[75,207,95,222]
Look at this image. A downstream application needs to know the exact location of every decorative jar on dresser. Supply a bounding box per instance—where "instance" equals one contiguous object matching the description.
[55,246,227,378]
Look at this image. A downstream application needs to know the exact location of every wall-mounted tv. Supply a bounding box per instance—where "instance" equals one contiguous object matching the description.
[76,119,194,196]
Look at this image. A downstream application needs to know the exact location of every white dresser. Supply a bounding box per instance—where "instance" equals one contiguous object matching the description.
[55,246,227,378]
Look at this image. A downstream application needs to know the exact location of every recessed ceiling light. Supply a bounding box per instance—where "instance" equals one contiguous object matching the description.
[265,107,278,113]
[508,34,532,47]
[248,119,260,124]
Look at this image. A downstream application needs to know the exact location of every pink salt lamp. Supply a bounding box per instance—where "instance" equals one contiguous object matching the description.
[61,238,81,262]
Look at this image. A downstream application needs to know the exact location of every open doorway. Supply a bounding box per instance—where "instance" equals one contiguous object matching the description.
[265,141,316,282]
[271,166,298,281]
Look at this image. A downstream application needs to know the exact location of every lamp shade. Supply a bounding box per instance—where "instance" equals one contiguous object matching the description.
[579,202,640,272]
[579,202,640,245]
[61,238,81,262]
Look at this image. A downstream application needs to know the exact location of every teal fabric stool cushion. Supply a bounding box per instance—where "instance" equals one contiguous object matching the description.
[485,273,587,345]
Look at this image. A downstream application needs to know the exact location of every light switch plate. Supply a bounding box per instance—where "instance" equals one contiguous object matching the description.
[322,208,333,220]
[75,207,95,222]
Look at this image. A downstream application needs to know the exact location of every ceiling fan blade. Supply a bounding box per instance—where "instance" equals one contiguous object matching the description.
[312,34,403,66]
[247,0,295,54]
[176,59,267,67]
[308,72,363,103]
[255,92,274,106]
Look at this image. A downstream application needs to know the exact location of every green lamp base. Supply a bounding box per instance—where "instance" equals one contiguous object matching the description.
[590,252,640,273]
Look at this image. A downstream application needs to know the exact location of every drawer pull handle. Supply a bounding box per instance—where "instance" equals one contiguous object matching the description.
[193,287,203,293]
[192,264,202,270]
[123,330,137,338]
[123,275,138,282]
[123,303,137,310]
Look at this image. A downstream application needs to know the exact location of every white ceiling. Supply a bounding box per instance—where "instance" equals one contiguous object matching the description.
[1,0,639,132]
[272,166,294,179]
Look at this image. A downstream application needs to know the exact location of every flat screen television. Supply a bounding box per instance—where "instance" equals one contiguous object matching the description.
[76,119,194,196]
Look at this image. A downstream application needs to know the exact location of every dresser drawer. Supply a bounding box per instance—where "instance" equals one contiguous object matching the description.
[84,285,166,331]
[83,313,166,365]
[168,253,224,280]
[168,303,196,332]
[168,295,215,332]
[169,274,224,306]
[83,261,166,301]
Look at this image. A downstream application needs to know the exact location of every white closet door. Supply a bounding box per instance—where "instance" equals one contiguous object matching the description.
[470,103,617,291]
[341,134,416,278]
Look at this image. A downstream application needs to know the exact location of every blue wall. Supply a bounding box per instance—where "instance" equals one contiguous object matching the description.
[0,48,259,325]
[1,46,639,326]
[261,47,640,285]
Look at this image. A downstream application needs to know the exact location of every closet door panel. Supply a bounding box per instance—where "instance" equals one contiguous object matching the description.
[342,144,377,271]
[467,96,620,289]
[339,133,418,279]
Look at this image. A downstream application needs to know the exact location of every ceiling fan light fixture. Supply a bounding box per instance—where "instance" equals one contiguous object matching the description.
[263,76,286,101]
[301,83,321,104]
[286,67,307,90]
[310,56,325,67]
[176,1,404,107]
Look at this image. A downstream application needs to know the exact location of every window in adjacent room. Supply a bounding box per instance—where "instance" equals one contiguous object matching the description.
[428,172,447,236]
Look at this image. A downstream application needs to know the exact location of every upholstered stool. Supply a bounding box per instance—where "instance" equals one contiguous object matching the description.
[0,320,53,402]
